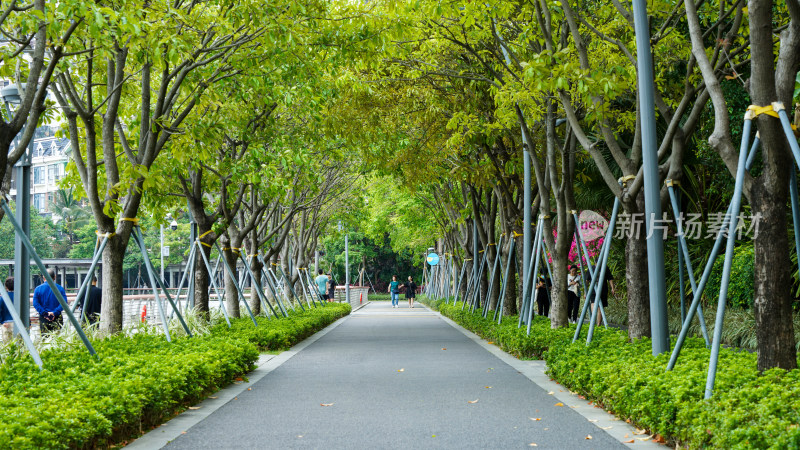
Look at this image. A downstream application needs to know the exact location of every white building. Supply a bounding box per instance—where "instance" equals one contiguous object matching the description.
[9,125,70,216]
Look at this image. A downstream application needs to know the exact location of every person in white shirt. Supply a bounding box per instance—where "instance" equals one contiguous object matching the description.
[567,265,581,324]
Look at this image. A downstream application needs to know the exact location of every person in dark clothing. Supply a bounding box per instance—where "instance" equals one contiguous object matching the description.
[403,276,417,308]
[586,266,615,325]
[33,268,66,334]
[84,277,102,325]
[535,275,551,317]
[327,274,336,303]
[0,277,13,342]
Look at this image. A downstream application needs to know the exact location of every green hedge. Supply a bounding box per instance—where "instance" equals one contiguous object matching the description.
[430,300,800,449]
[0,303,350,449]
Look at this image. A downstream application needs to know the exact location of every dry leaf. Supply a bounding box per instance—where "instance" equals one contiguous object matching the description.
[624,439,635,443]
[247,388,252,391]
[588,419,599,423]
[398,368,405,372]
[485,386,492,389]
[181,431,187,434]
[297,435,303,438]
[235,377,243,381]
[554,402,564,407]
[487,341,494,344]
[188,406,201,410]
[209,396,218,399]
[654,434,665,443]
[442,348,447,350]
[543,428,549,431]
[468,399,479,404]
[320,403,334,407]
[624,434,630,438]
[530,417,542,421]
[634,428,647,435]
[548,391,554,395]
[529,444,538,447]
[585,435,593,440]
[637,437,651,441]
[601,426,613,430]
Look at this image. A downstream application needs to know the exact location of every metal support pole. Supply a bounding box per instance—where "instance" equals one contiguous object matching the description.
[496,236,516,323]
[345,234,350,305]
[239,251,280,318]
[668,137,761,367]
[525,225,545,335]
[213,242,260,325]
[13,136,32,333]
[452,262,467,306]
[704,113,752,399]
[160,224,165,284]
[632,0,669,355]
[483,238,503,318]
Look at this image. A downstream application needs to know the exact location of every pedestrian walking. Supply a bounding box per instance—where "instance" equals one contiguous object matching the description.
[0,277,13,342]
[327,273,336,302]
[83,276,102,325]
[403,276,417,308]
[567,266,581,323]
[388,275,400,308]
[535,275,551,317]
[314,270,330,302]
[33,268,66,335]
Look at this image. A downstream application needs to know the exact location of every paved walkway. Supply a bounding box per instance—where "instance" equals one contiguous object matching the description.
[132,302,660,449]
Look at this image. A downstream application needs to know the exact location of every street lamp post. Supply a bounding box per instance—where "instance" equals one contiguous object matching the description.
[2,85,32,332]
[160,215,177,286]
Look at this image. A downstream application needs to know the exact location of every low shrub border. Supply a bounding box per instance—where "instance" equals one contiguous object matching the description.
[0,303,350,449]
[424,298,800,449]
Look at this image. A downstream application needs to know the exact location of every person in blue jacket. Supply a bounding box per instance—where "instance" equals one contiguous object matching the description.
[33,268,66,334]
[0,277,13,342]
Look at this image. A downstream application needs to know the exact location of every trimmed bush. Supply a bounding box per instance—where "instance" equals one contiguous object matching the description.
[428,300,800,449]
[0,303,350,449]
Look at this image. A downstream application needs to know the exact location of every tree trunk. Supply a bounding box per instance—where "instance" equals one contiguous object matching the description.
[550,219,572,329]
[223,249,240,318]
[193,245,211,319]
[625,192,651,340]
[100,236,127,334]
[250,256,263,315]
[752,138,797,371]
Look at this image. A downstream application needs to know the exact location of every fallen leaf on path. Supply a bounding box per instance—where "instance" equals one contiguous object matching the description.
[188,406,201,410]
[320,403,334,407]
[548,391,554,395]
[637,436,651,441]
[235,377,243,381]
[601,426,613,430]
[554,402,564,407]
[529,443,538,447]
[585,435,593,440]
[209,396,218,399]
[297,435,303,438]
[578,395,586,400]
[654,435,666,443]
[624,439,635,443]
[398,368,405,372]
[588,419,599,423]
[485,386,492,389]
[530,417,541,421]
[442,348,447,350]
[468,399,479,404]
[181,431,187,434]
[624,434,630,438]
[487,341,494,344]
[543,428,549,431]
[625,418,632,423]
[247,388,252,391]
[634,428,647,435]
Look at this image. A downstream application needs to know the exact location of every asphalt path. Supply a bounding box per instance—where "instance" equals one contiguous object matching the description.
[160,302,630,449]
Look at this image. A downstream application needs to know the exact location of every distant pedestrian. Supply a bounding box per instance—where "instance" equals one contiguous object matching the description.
[567,266,580,323]
[33,268,66,335]
[314,269,330,302]
[83,276,102,325]
[388,275,400,308]
[403,276,417,308]
[0,277,14,342]
[586,266,615,325]
[535,275,551,317]
[327,273,336,302]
